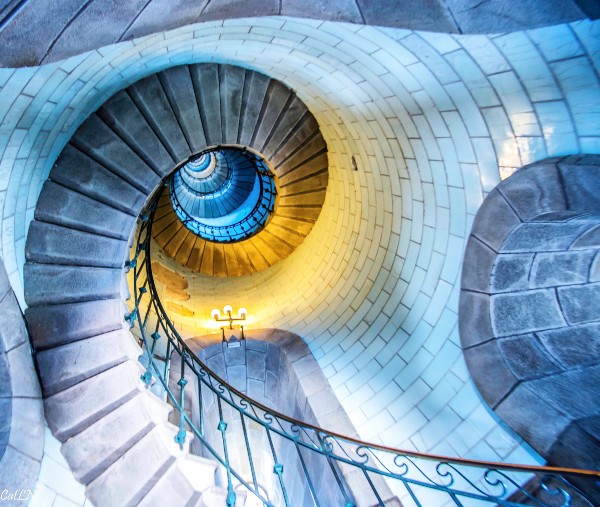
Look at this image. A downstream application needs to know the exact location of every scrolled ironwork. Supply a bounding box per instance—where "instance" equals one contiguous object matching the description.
[129,192,600,507]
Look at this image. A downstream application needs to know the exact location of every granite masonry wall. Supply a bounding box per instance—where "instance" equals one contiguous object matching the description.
[460,155,600,482]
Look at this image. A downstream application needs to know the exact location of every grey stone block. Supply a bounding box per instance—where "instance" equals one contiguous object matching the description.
[461,235,497,293]
[0,259,11,302]
[558,283,600,325]
[495,383,572,455]
[36,329,138,396]
[44,360,143,441]
[469,188,521,252]
[8,398,44,462]
[538,323,600,367]
[0,398,10,458]
[499,334,561,380]
[218,65,245,145]
[159,65,207,154]
[26,221,127,268]
[530,250,594,288]
[6,342,41,398]
[247,350,266,381]
[25,298,124,350]
[98,90,175,176]
[559,161,600,214]
[34,181,135,241]
[0,291,28,352]
[527,366,600,419]
[491,290,565,337]
[358,0,455,31]
[502,221,594,253]
[24,264,121,306]
[458,290,493,348]
[266,343,281,373]
[71,116,160,194]
[252,81,293,153]
[205,353,226,379]
[463,341,518,408]
[497,163,567,221]
[237,71,271,148]
[571,224,600,249]
[491,253,533,292]
[226,365,247,392]
[0,353,10,398]
[223,341,245,366]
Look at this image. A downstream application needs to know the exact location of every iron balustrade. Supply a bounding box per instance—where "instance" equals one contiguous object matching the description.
[170,147,276,243]
[127,195,600,507]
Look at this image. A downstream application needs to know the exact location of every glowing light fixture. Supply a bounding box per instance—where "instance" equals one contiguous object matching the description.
[211,305,247,347]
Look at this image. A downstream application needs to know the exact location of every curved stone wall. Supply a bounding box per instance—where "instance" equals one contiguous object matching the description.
[0,0,590,67]
[460,155,600,472]
[0,258,44,499]
[3,17,600,491]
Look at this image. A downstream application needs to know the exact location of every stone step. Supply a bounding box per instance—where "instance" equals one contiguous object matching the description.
[26,221,126,268]
[219,64,246,144]
[36,328,140,396]
[159,65,207,154]
[269,115,321,167]
[98,90,175,177]
[189,64,222,147]
[237,70,271,147]
[62,391,171,485]
[252,80,294,153]
[45,360,144,441]
[25,298,125,350]
[128,73,191,164]
[86,424,180,507]
[71,115,161,194]
[34,180,135,241]
[24,263,122,307]
[50,144,146,216]
[261,96,308,160]
[138,454,219,507]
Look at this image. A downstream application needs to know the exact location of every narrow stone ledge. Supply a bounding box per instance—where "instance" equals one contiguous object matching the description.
[461,235,497,293]
[458,290,493,348]
[501,221,593,253]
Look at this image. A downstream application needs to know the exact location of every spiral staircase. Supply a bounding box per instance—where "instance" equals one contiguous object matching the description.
[22,62,599,506]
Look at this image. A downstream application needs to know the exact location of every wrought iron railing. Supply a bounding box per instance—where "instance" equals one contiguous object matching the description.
[127,194,600,507]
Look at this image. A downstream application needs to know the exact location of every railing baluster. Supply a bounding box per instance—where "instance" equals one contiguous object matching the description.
[175,352,188,447]
[265,424,291,507]
[293,440,321,507]
[216,396,236,507]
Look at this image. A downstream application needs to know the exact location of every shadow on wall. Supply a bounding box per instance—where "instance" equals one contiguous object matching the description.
[459,155,600,495]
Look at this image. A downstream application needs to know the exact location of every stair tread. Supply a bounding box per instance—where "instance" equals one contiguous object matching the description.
[129,73,191,164]
[24,263,121,307]
[51,143,147,215]
[160,65,207,154]
[45,360,144,441]
[36,328,140,397]
[190,64,222,147]
[34,180,135,241]
[25,298,125,350]
[99,90,175,176]
[71,115,161,194]
[62,391,170,484]
[26,220,126,268]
